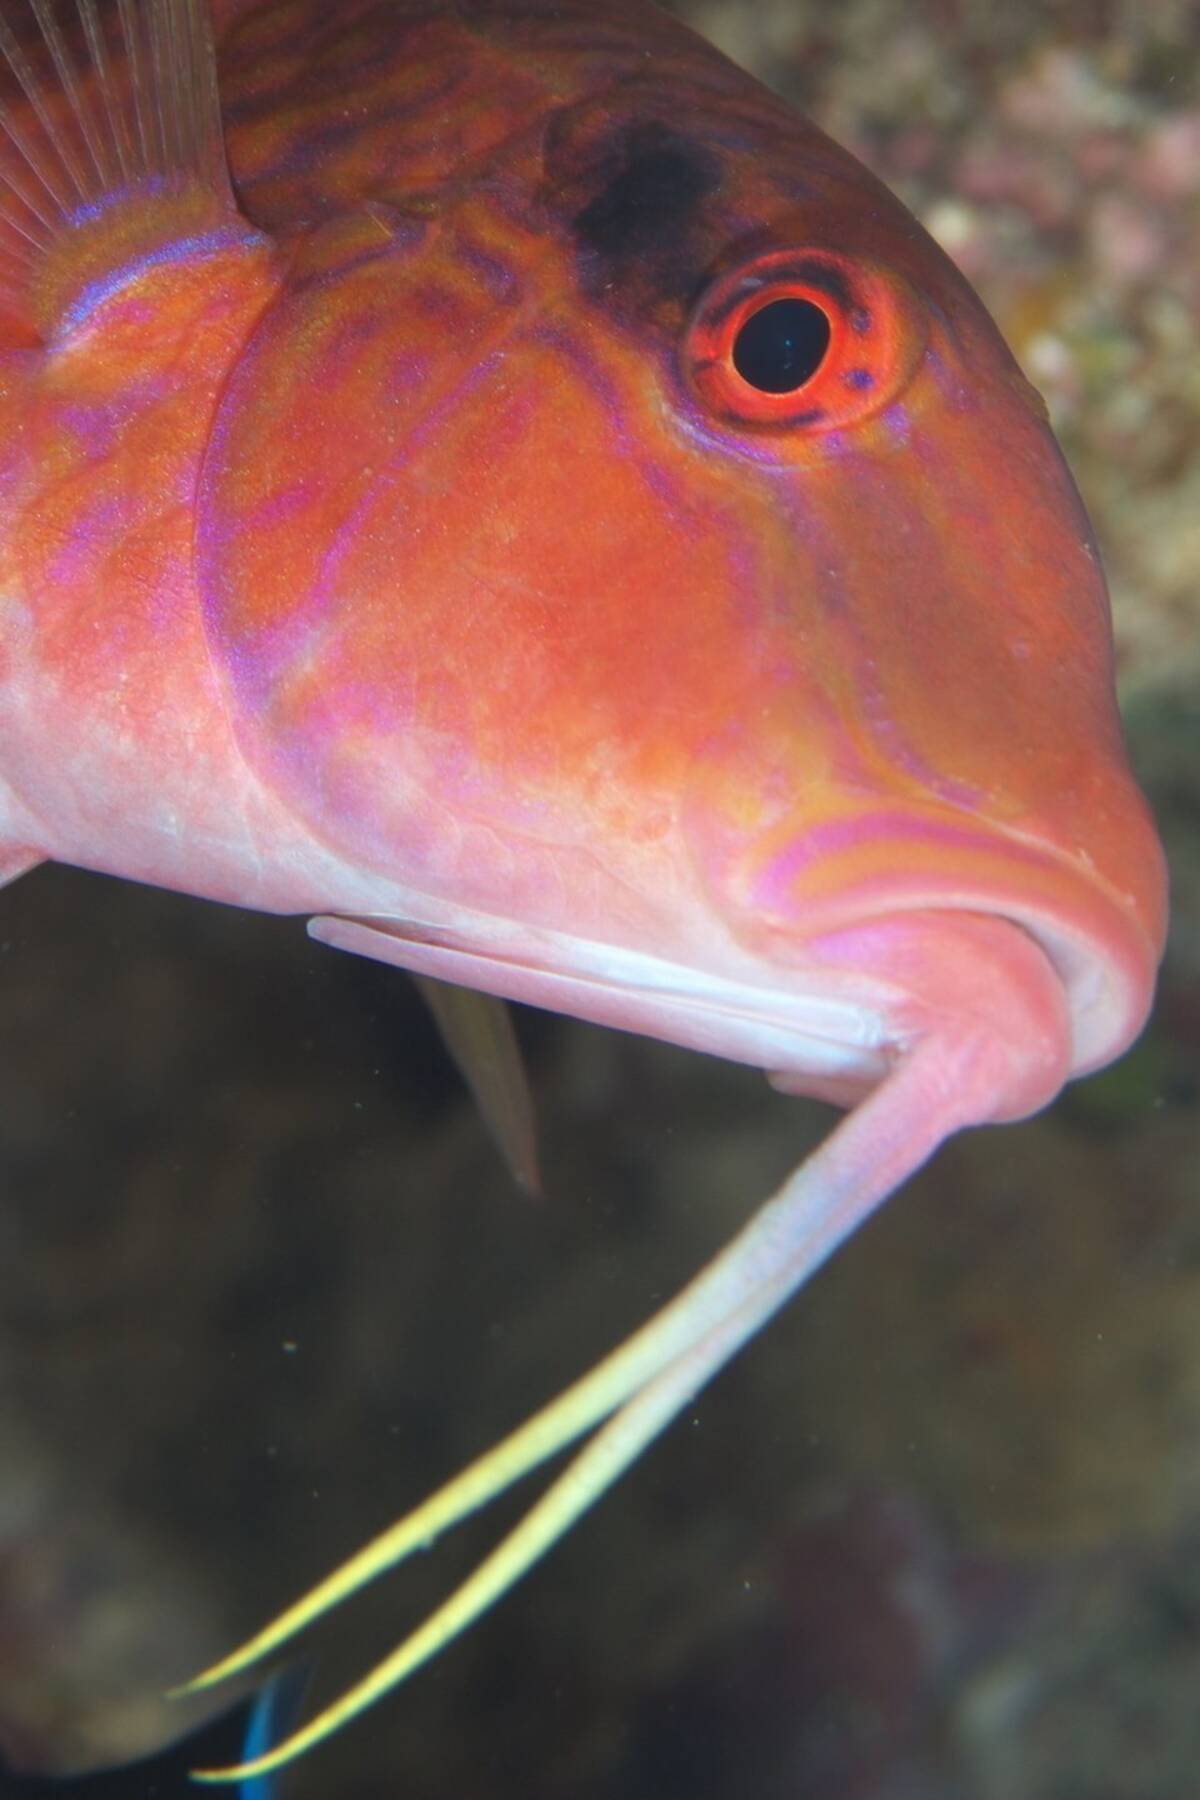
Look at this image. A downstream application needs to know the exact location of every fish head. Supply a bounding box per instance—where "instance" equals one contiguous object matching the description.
[203,66,1165,1121]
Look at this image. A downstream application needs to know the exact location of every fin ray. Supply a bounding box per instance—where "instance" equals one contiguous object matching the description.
[30,0,110,189]
[0,0,235,327]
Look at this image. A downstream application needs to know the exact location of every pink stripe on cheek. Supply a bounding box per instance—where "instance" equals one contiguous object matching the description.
[744,809,1023,916]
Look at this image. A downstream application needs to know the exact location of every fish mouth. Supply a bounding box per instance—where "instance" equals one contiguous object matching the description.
[309,806,1160,1114]
[725,803,1165,1086]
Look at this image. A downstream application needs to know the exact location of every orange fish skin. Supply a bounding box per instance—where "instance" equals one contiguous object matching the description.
[0,209,297,894]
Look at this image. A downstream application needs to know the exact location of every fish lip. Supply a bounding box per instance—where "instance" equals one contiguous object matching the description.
[722,805,1165,1084]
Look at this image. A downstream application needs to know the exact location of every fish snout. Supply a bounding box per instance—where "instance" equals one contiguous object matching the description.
[687,787,1164,1111]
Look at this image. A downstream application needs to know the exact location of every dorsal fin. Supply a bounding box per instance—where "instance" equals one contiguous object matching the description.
[0,0,238,336]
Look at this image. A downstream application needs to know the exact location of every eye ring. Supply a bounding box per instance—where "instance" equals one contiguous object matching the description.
[684,249,925,434]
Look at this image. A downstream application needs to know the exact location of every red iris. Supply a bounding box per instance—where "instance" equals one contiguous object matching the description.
[684,249,923,434]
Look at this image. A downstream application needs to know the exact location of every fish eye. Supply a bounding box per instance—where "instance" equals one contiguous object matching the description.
[731,297,831,394]
[684,249,925,436]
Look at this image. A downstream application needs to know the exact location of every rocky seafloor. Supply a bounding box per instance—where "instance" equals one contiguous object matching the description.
[1,3,1197,1798]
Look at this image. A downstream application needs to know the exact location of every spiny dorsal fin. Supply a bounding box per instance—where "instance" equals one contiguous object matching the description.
[0,0,236,333]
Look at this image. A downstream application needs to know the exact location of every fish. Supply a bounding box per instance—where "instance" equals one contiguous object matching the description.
[0,1667,306,1797]
[0,0,1167,1781]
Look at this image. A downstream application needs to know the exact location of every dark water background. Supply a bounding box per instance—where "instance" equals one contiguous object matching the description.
[2,3,1198,1796]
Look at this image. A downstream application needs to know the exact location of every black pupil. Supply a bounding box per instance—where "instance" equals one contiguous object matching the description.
[732,297,831,394]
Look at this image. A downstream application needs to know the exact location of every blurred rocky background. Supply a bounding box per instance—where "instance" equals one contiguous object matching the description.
[1,2,1197,1796]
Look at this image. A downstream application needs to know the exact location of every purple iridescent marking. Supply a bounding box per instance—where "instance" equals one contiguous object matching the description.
[748,806,1072,910]
[54,226,260,339]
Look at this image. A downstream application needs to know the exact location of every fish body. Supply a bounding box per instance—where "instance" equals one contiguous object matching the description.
[0,0,1167,1776]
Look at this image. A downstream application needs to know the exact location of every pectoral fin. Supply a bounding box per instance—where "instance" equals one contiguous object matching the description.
[0,0,266,343]
[0,845,43,890]
[412,975,540,1194]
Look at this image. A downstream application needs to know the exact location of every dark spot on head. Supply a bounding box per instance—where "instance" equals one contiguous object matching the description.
[565,121,721,314]
[573,122,720,261]
[844,366,875,390]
